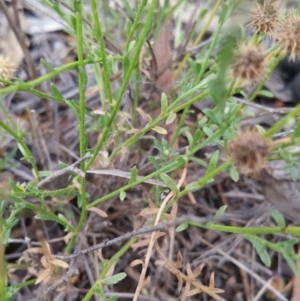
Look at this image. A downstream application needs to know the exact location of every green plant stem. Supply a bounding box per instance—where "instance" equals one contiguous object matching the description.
[190,221,284,235]
[0,120,39,178]
[13,186,75,197]
[65,10,88,255]
[82,238,136,301]
[188,220,300,237]
[85,0,159,170]
[90,0,113,106]
[125,0,147,51]
[0,58,117,96]
[264,102,300,137]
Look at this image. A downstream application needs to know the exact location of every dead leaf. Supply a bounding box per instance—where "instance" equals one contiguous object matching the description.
[130,259,145,268]
[150,20,174,93]
[88,207,108,217]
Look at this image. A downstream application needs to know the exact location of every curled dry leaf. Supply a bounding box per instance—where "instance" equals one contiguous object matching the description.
[87,206,108,218]
[136,107,151,122]
[142,276,151,287]
[63,232,75,244]
[130,259,145,268]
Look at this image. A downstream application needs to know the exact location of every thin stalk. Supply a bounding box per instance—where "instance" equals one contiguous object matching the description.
[85,0,159,170]
[0,58,118,95]
[65,9,87,254]
[265,102,300,138]
[90,0,113,105]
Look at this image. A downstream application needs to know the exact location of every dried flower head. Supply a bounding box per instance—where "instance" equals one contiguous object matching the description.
[0,55,14,82]
[249,3,278,35]
[275,12,300,61]
[232,42,267,84]
[228,128,271,175]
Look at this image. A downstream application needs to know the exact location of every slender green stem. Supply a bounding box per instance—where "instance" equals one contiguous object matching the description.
[265,102,300,138]
[190,221,284,235]
[0,58,115,96]
[65,9,88,254]
[90,0,113,105]
[125,0,147,51]
[13,186,75,197]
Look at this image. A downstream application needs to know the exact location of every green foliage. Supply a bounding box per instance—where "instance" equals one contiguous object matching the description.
[1,1,300,300]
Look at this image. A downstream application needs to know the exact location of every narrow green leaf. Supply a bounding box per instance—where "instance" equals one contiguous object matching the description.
[203,109,220,125]
[40,59,54,71]
[106,297,118,301]
[119,190,126,201]
[229,165,239,182]
[121,0,135,18]
[185,181,201,192]
[214,205,227,219]
[17,120,23,138]
[9,180,24,193]
[206,150,219,175]
[160,173,178,194]
[129,166,138,184]
[70,15,77,30]
[102,272,127,285]
[126,18,132,33]
[203,127,214,138]
[161,93,168,115]
[57,214,72,231]
[275,239,298,249]
[218,4,228,25]
[258,89,274,98]
[128,40,136,53]
[166,112,177,124]
[270,209,285,228]
[246,236,271,267]
[35,213,58,222]
[148,156,159,170]
[176,222,189,232]
[50,84,64,99]
[282,253,300,276]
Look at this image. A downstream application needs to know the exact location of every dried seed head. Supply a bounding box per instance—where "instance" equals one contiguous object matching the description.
[232,42,267,84]
[228,128,271,176]
[0,55,14,82]
[275,12,300,61]
[249,3,278,35]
